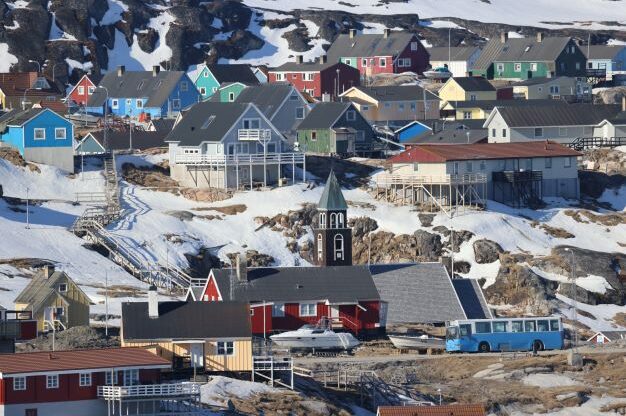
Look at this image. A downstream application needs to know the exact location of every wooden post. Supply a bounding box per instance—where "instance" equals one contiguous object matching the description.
[302,154,306,183]
[249,156,253,190]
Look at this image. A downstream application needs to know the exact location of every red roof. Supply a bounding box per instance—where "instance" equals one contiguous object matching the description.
[377,404,486,416]
[390,141,581,164]
[0,348,170,376]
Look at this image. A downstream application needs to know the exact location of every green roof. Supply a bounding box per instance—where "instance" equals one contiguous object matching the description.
[318,170,347,211]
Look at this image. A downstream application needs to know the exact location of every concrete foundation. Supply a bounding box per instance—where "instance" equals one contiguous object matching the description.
[23,147,75,173]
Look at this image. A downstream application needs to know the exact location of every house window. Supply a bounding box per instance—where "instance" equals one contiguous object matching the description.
[479,160,486,171]
[330,212,338,228]
[463,111,472,119]
[228,92,236,102]
[564,157,572,168]
[217,341,234,355]
[79,373,92,387]
[46,374,59,389]
[514,63,522,72]
[317,233,323,260]
[491,128,496,137]
[272,303,285,317]
[78,86,85,95]
[576,62,581,70]
[111,99,119,109]
[311,131,317,141]
[200,87,207,95]
[534,127,543,138]
[453,162,459,175]
[413,162,419,171]
[346,110,356,121]
[212,87,218,93]
[550,85,560,94]
[334,234,344,260]
[58,283,68,292]
[398,103,405,112]
[524,158,532,170]
[275,73,284,81]
[559,127,568,137]
[465,161,473,173]
[172,99,181,110]
[361,58,368,67]
[380,58,386,67]
[545,157,552,169]
[299,303,317,317]
[398,58,412,67]
[55,307,64,319]
[560,62,566,71]
[54,128,66,140]
[204,70,209,77]
[411,42,418,51]
[344,59,352,66]
[181,81,189,92]
[362,105,369,111]
[496,63,504,73]
[88,86,95,95]
[33,128,46,141]
[296,107,305,119]
[502,129,507,138]
[123,369,139,386]
[105,371,118,385]
[13,377,26,391]
[243,118,260,129]
[470,94,477,101]
[530,63,537,71]
[410,102,416,111]
[305,73,315,81]
[356,130,365,142]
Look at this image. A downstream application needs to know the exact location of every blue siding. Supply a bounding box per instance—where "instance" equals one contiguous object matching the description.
[0,126,25,153]
[396,122,431,143]
[23,110,74,149]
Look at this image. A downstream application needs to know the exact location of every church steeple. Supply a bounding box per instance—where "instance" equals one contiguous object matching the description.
[313,170,352,267]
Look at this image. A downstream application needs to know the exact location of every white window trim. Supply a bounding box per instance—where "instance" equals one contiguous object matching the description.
[58,283,68,293]
[33,128,46,141]
[172,99,181,109]
[136,99,144,109]
[47,374,59,389]
[346,110,356,121]
[123,369,139,386]
[13,376,26,391]
[217,341,235,356]
[77,86,85,95]
[380,58,386,67]
[55,128,66,140]
[272,302,285,317]
[299,303,317,317]
[88,86,95,95]
[111,99,119,110]
[79,372,92,387]
[105,370,118,385]
[534,128,544,138]
[243,118,260,129]
[200,87,207,95]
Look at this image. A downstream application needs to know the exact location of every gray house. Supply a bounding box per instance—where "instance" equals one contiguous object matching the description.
[234,83,311,142]
[166,102,304,189]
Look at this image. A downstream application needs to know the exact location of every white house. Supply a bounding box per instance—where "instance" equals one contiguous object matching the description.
[583,45,626,79]
[428,46,482,77]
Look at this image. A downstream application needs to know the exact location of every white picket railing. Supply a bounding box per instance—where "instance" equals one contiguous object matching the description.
[97,383,201,399]
[238,129,271,141]
[174,152,305,166]
[375,173,488,187]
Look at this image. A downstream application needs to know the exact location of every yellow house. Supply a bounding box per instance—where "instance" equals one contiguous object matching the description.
[511,76,592,101]
[14,266,91,332]
[438,76,497,107]
[121,290,253,373]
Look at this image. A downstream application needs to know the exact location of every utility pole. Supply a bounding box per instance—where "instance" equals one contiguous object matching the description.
[105,269,109,337]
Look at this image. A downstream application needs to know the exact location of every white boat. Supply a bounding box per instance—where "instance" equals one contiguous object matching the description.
[423,67,452,80]
[388,334,446,350]
[270,319,360,351]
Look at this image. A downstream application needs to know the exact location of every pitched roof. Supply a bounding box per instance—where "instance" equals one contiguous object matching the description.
[149,118,176,133]
[495,104,621,127]
[428,46,480,62]
[271,60,346,72]
[0,107,46,128]
[0,72,62,97]
[405,129,487,145]
[165,101,251,146]
[211,266,381,304]
[205,64,259,85]
[510,76,568,86]
[88,129,168,151]
[593,330,626,341]
[0,348,170,376]
[448,77,495,92]
[451,279,491,319]
[390,141,581,164]
[234,83,298,118]
[14,269,86,314]
[326,31,416,61]
[318,170,348,211]
[377,404,486,416]
[122,301,252,341]
[445,98,567,111]
[87,70,187,107]
[473,37,572,70]
[297,102,351,129]
[583,45,625,60]
[345,85,439,102]
[370,263,467,324]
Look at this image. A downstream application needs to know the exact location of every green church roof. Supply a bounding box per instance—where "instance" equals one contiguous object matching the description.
[318,170,347,211]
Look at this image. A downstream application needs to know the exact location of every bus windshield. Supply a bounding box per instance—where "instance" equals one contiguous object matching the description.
[446,326,459,340]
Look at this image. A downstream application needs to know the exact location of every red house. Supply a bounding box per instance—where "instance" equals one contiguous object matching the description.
[326,29,430,80]
[0,348,183,416]
[67,74,102,107]
[268,56,360,98]
[187,171,385,336]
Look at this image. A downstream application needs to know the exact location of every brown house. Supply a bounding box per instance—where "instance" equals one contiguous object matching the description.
[0,72,65,111]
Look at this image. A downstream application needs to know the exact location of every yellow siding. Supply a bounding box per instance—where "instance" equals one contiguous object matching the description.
[439,79,497,104]
[455,108,488,120]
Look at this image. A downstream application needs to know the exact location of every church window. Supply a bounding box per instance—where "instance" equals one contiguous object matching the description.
[330,213,338,228]
[319,213,326,228]
[334,234,344,260]
[317,234,323,261]
[337,213,344,228]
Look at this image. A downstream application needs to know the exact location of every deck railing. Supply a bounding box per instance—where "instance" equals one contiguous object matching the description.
[375,173,488,187]
[238,129,271,141]
[97,383,201,399]
[174,152,305,166]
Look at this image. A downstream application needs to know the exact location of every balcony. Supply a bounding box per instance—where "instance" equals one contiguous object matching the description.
[492,170,543,183]
[98,383,201,399]
[238,129,271,141]
[174,152,305,166]
[586,68,606,78]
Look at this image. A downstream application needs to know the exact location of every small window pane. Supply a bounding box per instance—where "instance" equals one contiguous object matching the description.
[475,322,491,334]
[537,320,549,332]
[493,321,508,333]
[524,321,536,332]
[511,321,524,333]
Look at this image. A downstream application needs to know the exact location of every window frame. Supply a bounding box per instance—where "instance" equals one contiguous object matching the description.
[295,107,305,120]
[105,370,118,386]
[46,374,59,389]
[544,157,552,169]
[530,63,538,72]
[171,99,181,110]
[243,118,260,129]
[123,369,139,386]
[411,41,418,51]
[180,81,189,92]
[272,303,285,317]
[88,86,95,95]
[77,86,85,95]
[346,110,356,121]
[58,283,68,293]
[217,341,234,356]
[79,372,92,387]
[33,128,46,141]
[379,58,386,67]
[564,156,572,168]
[299,303,317,317]
[199,87,207,96]
[54,128,66,140]
[13,376,26,391]
[514,63,522,72]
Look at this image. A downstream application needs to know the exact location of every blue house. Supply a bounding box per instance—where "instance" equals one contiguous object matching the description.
[86,66,200,119]
[0,107,75,172]
[394,121,432,144]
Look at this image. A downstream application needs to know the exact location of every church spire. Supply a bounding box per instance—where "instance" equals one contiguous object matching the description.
[318,170,348,211]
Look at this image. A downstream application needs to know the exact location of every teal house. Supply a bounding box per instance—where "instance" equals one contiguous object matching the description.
[191,64,259,100]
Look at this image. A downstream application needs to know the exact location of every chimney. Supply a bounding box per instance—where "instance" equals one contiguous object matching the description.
[295,55,303,64]
[500,32,508,43]
[42,265,55,279]
[536,32,543,43]
[383,28,390,38]
[148,285,158,319]
[235,253,248,282]
[319,55,328,64]
[117,65,125,77]
[622,96,626,112]
[152,65,161,77]
[349,29,357,39]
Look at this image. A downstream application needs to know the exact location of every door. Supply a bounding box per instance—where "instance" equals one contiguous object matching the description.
[378,301,388,328]
[330,305,340,320]
[44,307,54,324]
[25,410,38,416]
[597,335,605,344]
[190,343,204,369]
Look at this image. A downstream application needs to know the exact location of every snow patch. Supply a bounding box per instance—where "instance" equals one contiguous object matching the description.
[129,11,175,69]
[0,44,18,72]
[522,373,581,388]
[200,376,279,407]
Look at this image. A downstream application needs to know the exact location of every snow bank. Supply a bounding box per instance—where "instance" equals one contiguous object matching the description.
[0,44,18,72]
[522,373,581,388]
[200,376,278,406]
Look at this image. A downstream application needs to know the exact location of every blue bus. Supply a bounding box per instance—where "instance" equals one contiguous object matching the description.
[446,317,564,353]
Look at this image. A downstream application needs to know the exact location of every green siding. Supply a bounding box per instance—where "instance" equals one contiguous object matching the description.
[492,61,549,80]
[194,68,220,99]
[340,57,359,69]
[218,84,247,102]
[297,129,333,153]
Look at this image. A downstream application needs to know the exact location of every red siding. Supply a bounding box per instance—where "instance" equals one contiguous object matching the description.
[19,320,38,340]
[250,305,273,334]
[268,63,360,98]
[201,275,222,301]
[68,76,96,106]
[496,87,514,100]
[351,36,429,78]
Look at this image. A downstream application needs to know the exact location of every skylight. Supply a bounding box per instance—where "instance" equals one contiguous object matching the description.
[201,115,216,129]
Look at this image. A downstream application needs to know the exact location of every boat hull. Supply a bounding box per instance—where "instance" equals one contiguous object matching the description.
[271,334,359,350]
[388,335,445,350]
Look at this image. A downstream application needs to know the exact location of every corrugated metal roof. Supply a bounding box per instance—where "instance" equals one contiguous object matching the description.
[318,170,348,211]
[496,103,621,127]
[390,141,581,164]
[88,130,168,151]
[326,32,416,61]
[377,404,486,416]
[0,348,170,375]
[371,263,467,324]
[428,46,480,62]
[122,301,252,341]
[297,102,351,129]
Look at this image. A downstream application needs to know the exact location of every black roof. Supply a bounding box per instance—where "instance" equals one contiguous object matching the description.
[165,101,251,146]
[272,60,346,72]
[347,85,439,102]
[326,32,417,61]
[449,77,495,92]
[0,107,46,127]
[122,301,252,341]
[149,118,176,133]
[428,46,480,62]
[205,64,259,85]
[451,279,491,319]
[473,36,573,70]
[212,266,381,304]
[446,99,568,111]
[407,129,487,145]
[234,83,298,118]
[88,129,168,151]
[495,104,621,127]
[297,102,352,129]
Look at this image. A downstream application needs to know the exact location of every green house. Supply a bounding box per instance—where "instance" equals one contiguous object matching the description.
[215,82,249,103]
[191,64,259,100]
[473,33,587,81]
[296,102,376,155]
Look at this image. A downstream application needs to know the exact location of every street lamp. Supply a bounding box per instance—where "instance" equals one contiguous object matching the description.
[44,62,64,84]
[28,60,41,73]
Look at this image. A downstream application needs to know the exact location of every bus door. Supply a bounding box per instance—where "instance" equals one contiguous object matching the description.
[510,320,525,350]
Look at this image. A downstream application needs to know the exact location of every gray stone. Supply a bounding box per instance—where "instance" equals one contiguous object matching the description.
[568,351,583,368]
[473,239,504,264]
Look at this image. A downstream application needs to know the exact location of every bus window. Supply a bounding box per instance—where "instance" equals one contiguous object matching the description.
[493,321,508,333]
[446,326,459,339]
[511,321,524,332]
[550,320,560,331]
[537,320,549,332]
[524,320,536,332]
[475,322,492,334]
[460,324,472,336]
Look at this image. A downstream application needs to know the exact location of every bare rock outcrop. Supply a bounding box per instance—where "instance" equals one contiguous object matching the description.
[473,239,504,264]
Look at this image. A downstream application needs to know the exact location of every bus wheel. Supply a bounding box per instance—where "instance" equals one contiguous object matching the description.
[532,340,544,352]
[478,342,490,353]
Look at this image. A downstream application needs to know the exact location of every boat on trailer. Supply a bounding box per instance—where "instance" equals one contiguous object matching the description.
[423,66,452,80]
[270,318,360,351]
[388,334,446,350]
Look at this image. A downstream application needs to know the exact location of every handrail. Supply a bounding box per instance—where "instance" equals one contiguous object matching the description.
[376,173,488,186]
[174,152,305,165]
[97,383,201,399]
